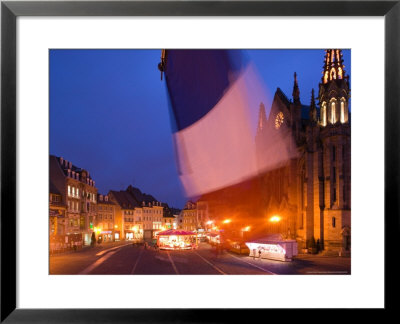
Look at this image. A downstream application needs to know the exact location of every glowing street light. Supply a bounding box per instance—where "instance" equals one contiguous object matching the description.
[269,215,281,223]
[206,220,214,225]
[242,226,251,232]
[223,219,231,224]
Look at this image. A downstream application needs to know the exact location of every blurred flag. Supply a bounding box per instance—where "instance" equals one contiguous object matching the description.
[163,50,295,197]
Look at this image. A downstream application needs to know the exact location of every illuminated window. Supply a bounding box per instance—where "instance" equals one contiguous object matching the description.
[72,187,75,197]
[331,101,336,124]
[68,185,71,196]
[321,102,327,126]
[330,68,336,80]
[340,100,346,123]
[76,188,79,198]
[323,71,329,84]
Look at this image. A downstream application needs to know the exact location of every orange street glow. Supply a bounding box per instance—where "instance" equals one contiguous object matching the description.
[242,226,251,231]
[223,219,231,224]
[269,215,281,223]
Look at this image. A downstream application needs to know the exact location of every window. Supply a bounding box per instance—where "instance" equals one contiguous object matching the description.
[68,185,71,197]
[72,187,75,197]
[340,100,345,123]
[332,217,336,228]
[76,188,79,197]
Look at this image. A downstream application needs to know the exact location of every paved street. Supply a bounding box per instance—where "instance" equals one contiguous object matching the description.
[50,241,350,275]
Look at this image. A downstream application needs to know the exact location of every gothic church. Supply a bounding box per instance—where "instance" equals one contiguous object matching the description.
[256,49,351,254]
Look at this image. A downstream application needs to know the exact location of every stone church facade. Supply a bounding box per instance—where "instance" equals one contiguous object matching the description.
[256,49,351,254]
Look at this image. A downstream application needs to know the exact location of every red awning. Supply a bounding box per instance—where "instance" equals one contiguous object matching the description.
[157,229,195,236]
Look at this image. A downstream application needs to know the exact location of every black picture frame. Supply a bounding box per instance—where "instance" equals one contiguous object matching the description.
[1,0,399,322]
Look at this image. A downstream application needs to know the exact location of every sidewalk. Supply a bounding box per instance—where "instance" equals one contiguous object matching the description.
[49,240,126,257]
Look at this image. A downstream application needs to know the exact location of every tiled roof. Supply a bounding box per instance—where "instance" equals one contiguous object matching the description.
[275,88,290,108]
[109,190,139,209]
[50,154,94,181]
[49,155,67,197]
[126,185,157,204]
[49,179,61,195]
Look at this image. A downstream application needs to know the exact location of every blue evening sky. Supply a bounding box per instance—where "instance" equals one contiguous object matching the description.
[50,49,351,208]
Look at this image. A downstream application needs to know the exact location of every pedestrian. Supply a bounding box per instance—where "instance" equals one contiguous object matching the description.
[258,249,262,260]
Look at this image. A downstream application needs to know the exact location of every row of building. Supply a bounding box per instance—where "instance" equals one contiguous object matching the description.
[49,155,182,250]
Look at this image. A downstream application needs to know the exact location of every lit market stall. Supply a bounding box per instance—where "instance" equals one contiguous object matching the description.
[245,234,298,262]
[156,229,197,250]
[207,232,220,245]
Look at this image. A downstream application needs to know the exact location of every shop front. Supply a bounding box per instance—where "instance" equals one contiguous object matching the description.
[125,231,134,240]
[99,230,113,242]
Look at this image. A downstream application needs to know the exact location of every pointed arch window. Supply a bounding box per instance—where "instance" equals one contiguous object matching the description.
[330,68,336,80]
[340,99,345,123]
[321,102,327,126]
[338,67,343,79]
[331,100,336,124]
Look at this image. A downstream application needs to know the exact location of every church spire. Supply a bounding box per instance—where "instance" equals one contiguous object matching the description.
[292,72,300,105]
[257,102,267,133]
[309,88,317,123]
[322,49,347,84]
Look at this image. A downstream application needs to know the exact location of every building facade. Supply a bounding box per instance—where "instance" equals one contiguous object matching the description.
[181,201,197,231]
[109,185,165,241]
[256,49,351,254]
[50,155,98,246]
[96,194,116,242]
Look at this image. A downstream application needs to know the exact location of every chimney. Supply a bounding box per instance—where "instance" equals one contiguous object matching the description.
[64,160,68,168]
[67,169,71,177]
[76,173,79,181]
[68,161,72,169]
[93,181,95,187]
[59,157,64,165]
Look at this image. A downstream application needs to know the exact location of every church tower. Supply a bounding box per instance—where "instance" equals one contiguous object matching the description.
[317,49,351,254]
[318,49,350,126]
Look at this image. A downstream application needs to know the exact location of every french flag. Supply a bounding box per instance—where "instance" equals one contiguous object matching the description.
[163,50,293,197]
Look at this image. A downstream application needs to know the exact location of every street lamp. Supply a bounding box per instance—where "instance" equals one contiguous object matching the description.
[223,219,231,224]
[269,215,281,223]
[269,215,281,234]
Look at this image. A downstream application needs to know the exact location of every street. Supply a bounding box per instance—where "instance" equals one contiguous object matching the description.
[50,241,351,275]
